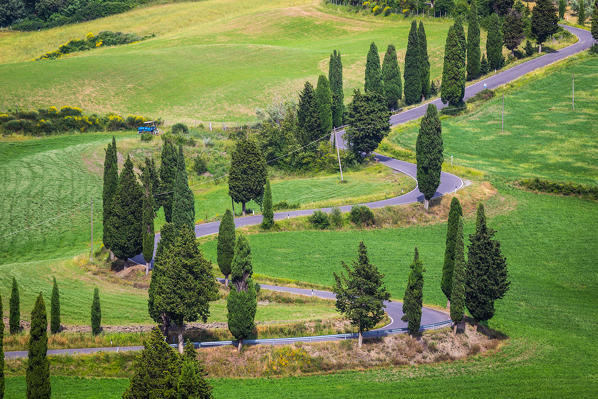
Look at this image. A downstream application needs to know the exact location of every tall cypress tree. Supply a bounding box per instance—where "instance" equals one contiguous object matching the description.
[486,13,504,70]
[558,0,566,19]
[0,295,4,399]
[329,50,344,128]
[296,81,321,149]
[147,157,161,212]
[159,140,179,222]
[404,20,422,105]
[227,234,257,351]
[9,277,19,335]
[102,136,118,255]
[415,104,444,211]
[467,1,481,80]
[172,146,195,232]
[26,293,50,399]
[402,248,424,336]
[465,204,511,323]
[381,44,402,110]
[418,21,430,99]
[441,25,466,107]
[50,277,60,334]
[91,288,101,335]
[578,0,586,25]
[441,197,463,305]
[364,42,383,96]
[141,158,156,275]
[107,155,143,260]
[217,209,235,286]
[315,75,333,135]
[531,0,559,53]
[261,179,274,229]
[228,138,267,215]
[449,217,466,330]
[454,18,467,102]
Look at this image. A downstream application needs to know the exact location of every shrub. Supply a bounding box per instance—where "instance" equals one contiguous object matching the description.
[525,40,535,56]
[466,88,495,103]
[372,5,382,14]
[140,133,154,142]
[171,123,189,134]
[519,178,598,200]
[383,6,392,16]
[350,205,375,227]
[193,155,208,175]
[106,114,127,130]
[126,115,146,128]
[330,207,343,228]
[273,201,300,211]
[308,210,330,229]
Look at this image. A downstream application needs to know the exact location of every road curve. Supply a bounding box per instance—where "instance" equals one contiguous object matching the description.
[6,26,587,359]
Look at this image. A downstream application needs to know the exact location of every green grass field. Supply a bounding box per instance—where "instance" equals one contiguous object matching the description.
[0,0,460,122]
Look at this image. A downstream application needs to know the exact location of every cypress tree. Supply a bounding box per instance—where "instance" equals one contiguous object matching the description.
[50,277,60,334]
[159,140,179,222]
[415,104,444,210]
[9,277,19,335]
[578,0,586,25]
[449,217,466,330]
[453,18,467,102]
[228,138,267,215]
[467,1,481,80]
[441,25,466,107]
[26,293,50,399]
[404,20,422,105]
[558,0,566,19]
[402,248,424,336]
[329,50,344,128]
[107,155,143,260]
[102,136,118,254]
[487,13,504,70]
[147,156,161,212]
[382,44,402,110]
[261,179,274,229]
[172,146,195,232]
[91,288,101,335]
[0,295,4,399]
[227,234,257,351]
[364,42,383,96]
[592,0,598,41]
[465,204,511,323]
[480,53,490,75]
[418,21,430,99]
[333,241,390,347]
[441,197,463,305]
[296,81,321,149]
[503,8,525,55]
[123,327,181,399]
[315,75,333,135]
[142,158,156,275]
[217,209,235,286]
[345,90,391,159]
[178,342,213,399]
[531,0,558,52]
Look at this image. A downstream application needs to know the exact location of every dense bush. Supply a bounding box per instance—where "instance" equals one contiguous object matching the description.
[140,132,154,142]
[466,89,495,103]
[171,123,189,134]
[193,155,208,175]
[273,201,300,211]
[308,210,330,229]
[330,207,344,228]
[519,178,598,200]
[37,31,147,60]
[350,205,375,227]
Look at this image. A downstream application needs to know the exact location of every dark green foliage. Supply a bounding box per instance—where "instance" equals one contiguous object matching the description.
[578,0,586,25]
[519,178,598,201]
[329,50,344,128]
[453,18,467,102]
[467,1,481,80]
[172,146,195,231]
[330,207,344,228]
[416,104,444,206]
[559,0,566,19]
[404,21,422,105]
[102,136,118,251]
[91,288,101,335]
[435,0,455,15]
[0,295,4,398]
[230,234,253,291]
[381,45,402,110]
[441,197,463,302]
[178,342,213,399]
[532,0,559,50]
[315,75,333,135]
[171,123,189,135]
[418,22,430,99]
[308,210,330,229]
[9,277,19,335]
[441,25,466,107]
[217,210,236,283]
[466,204,511,322]
[486,13,504,70]
[333,242,390,342]
[145,157,160,212]
[524,40,535,56]
[123,327,181,399]
[297,81,322,148]
[345,90,390,158]
[26,293,50,399]
[107,155,143,260]
[449,217,466,324]
[148,227,218,330]
[50,277,60,334]
[142,159,156,268]
[261,179,274,229]
[36,31,146,60]
[480,53,490,75]
[159,140,179,222]
[154,222,177,265]
[193,155,208,176]
[503,8,525,53]
[364,42,383,95]
[349,205,375,227]
[592,0,598,40]
[493,0,514,16]
[228,138,267,214]
[402,248,424,336]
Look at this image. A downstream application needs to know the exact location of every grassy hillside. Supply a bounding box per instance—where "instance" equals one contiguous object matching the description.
[0,0,457,122]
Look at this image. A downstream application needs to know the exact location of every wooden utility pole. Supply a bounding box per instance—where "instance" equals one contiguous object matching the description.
[90,198,93,262]
[334,129,344,181]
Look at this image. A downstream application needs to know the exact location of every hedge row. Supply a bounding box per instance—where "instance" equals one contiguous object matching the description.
[519,178,598,200]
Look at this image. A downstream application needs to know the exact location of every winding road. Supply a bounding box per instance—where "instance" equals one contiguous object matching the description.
[5,25,593,359]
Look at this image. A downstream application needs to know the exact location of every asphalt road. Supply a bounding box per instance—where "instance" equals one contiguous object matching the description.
[6,26,590,359]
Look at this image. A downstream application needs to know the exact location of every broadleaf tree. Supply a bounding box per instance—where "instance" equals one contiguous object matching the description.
[228,138,267,215]
[531,0,559,52]
[345,90,391,159]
